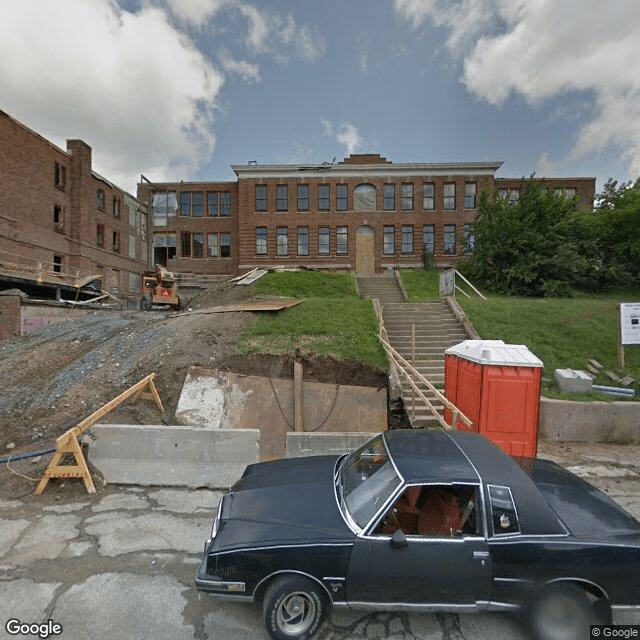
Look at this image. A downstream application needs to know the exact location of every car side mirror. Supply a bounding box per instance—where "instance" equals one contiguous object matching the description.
[390,529,408,548]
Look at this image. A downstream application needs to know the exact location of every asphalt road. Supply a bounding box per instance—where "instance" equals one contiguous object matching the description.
[1,473,639,640]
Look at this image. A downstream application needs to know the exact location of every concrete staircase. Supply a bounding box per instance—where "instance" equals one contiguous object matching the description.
[357,274,469,427]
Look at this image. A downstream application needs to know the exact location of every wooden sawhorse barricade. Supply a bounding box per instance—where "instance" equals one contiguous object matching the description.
[34,373,164,495]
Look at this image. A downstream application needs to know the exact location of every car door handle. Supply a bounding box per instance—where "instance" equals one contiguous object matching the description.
[473,551,489,558]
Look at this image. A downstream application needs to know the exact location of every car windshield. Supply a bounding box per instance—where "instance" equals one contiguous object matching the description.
[338,435,401,530]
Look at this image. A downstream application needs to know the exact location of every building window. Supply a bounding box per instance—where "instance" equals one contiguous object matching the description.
[96,224,105,247]
[207,192,218,216]
[54,205,64,230]
[444,224,456,254]
[276,185,288,211]
[181,232,191,257]
[297,227,309,255]
[193,232,204,258]
[564,187,576,198]
[97,189,105,210]
[221,233,231,257]
[444,184,455,210]
[401,184,414,211]
[423,183,435,210]
[152,191,178,227]
[508,189,520,204]
[383,184,395,211]
[208,233,218,257]
[154,233,177,264]
[53,255,62,273]
[354,184,376,211]
[318,226,330,255]
[297,184,309,211]
[498,188,508,200]
[464,182,477,209]
[318,184,330,211]
[255,185,267,211]
[54,162,66,190]
[112,197,121,218]
[336,226,348,254]
[112,231,120,252]
[256,227,267,255]
[276,227,288,255]
[336,184,348,211]
[463,223,475,253]
[180,192,191,216]
[402,226,414,254]
[220,191,230,217]
[423,224,435,254]
[192,192,203,217]
[128,234,137,259]
[383,226,394,255]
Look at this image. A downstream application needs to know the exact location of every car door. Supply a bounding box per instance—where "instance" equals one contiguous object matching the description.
[345,484,493,607]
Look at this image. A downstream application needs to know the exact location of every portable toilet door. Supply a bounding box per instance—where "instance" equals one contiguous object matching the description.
[444,340,544,458]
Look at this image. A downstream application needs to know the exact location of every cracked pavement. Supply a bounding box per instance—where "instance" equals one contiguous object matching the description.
[1,443,640,640]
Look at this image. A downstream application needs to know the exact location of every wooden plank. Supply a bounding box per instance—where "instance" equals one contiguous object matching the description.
[606,371,622,382]
[587,358,603,369]
[185,299,302,315]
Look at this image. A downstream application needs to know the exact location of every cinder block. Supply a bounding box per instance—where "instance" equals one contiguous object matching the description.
[554,368,593,394]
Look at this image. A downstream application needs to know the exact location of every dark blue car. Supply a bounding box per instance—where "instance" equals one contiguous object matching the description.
[196,429,640,640]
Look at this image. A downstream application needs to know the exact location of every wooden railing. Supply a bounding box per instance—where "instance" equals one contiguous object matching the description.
[373,299,473,431]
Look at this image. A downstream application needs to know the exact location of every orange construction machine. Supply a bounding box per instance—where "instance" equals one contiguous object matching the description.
[140,265,181,310]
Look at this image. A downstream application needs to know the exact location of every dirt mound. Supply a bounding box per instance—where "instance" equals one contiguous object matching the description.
[218,353,387,388]
[1,283,389,499]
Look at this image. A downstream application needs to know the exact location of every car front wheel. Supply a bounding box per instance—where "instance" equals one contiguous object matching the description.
[529,583,592,640]
[263,575,327,640]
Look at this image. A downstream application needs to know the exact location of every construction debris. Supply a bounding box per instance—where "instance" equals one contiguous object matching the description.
[183,299,302,315]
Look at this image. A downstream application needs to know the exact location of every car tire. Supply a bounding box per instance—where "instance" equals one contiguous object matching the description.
[528,583,592,640]
[263,575,327,640]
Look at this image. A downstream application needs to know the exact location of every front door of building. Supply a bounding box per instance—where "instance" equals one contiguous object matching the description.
[356,226,375,274]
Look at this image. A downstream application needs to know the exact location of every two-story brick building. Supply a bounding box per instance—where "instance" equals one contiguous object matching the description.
[0,110,149,297]
[137,153,595,276]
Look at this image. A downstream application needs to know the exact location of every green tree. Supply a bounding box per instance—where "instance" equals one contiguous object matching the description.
[460,181,597,296]
[590,178,640,287]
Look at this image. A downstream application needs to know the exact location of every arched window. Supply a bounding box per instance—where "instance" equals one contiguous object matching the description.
[354,184,376,211]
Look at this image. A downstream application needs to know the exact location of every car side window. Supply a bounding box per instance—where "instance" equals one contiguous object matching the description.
[488,485,520,535]
[374,484,479,537]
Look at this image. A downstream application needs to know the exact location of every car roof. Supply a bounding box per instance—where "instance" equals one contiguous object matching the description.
[382,428,481,484]
[382,429,567,535]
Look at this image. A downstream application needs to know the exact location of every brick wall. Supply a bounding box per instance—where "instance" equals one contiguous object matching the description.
[0,294,21,340]
[0,111,148,294]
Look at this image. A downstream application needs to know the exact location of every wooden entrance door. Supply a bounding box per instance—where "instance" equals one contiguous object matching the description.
[356,226,375,274]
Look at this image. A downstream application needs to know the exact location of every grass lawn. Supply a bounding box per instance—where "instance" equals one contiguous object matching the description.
[237,272,388,370]
[399,269,640,401]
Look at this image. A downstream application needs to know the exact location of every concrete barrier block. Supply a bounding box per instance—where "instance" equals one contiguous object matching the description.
[554,368,593,393]
[89,424,259,489]
[286,431,376,458]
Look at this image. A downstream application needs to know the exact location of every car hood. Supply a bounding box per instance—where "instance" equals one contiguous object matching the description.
[212,455,354,550]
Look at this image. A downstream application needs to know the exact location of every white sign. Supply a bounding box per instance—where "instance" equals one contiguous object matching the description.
[620,302,640,345]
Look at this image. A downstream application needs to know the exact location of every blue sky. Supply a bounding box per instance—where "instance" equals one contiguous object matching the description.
[2,0,639,194]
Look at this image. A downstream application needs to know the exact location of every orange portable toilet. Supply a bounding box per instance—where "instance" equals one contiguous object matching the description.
[444,340,544,458]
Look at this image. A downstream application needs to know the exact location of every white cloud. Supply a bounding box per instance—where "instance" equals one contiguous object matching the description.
[0,0,223,192]
[395,0,640,176]
[218,49,261,83]
[321,119,363,157]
